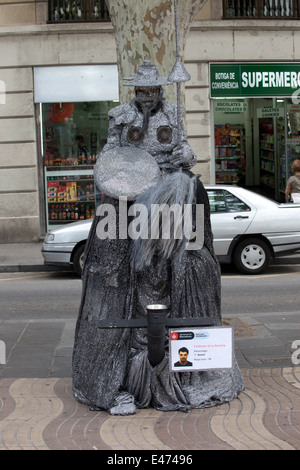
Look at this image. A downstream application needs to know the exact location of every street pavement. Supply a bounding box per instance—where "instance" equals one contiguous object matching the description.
[0,243,300,451]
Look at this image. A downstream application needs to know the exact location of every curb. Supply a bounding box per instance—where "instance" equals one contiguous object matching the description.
[0,264,73,273]
[272,257,300,265]
[0,258,300,273]
[0,257,299,274]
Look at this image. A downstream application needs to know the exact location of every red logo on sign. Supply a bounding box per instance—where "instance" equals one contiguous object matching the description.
[170,332,178,340]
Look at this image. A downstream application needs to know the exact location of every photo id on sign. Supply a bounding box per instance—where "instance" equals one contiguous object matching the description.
[169,327,233,372]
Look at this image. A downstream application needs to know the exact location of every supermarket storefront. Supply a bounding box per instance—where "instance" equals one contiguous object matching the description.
[210,63,300,202]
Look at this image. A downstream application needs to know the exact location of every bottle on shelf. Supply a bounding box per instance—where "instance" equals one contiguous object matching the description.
[66,205,71,220]
[79,205,85,220]
[80,153,86,165]
[58,205,62,220]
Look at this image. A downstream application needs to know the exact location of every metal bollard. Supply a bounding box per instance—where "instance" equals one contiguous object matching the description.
[146,304,169,367]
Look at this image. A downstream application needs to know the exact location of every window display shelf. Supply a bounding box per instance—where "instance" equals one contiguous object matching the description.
[260,134,274,141]
[260,176,275,188]
[260,145,274,150]
[260,155,274,161]
[217,157,241,160]
[259,125,278,192]
[45,165,95,171]
[214,124,244,185]
[215,178,240,184]
[215,145,239,148]
[260,156,275,174]
[260,167,274,174]
[45,168,96,231]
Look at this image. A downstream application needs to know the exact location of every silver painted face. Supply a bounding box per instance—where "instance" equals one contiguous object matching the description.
[135,86,162,109]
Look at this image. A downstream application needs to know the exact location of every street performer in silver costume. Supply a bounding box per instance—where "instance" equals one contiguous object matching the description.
[103,61,196,170]
[72,61,244,415]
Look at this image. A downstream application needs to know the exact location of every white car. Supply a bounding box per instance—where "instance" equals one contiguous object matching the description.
[42,185,300,276]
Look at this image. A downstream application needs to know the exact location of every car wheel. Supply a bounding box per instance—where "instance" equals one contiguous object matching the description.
[73,243,86,276]
[233,238,271,274]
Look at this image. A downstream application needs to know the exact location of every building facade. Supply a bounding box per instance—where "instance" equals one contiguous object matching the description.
[0,0,300,242]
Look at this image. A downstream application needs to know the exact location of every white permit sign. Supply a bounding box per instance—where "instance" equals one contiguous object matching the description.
[169,327,233,372]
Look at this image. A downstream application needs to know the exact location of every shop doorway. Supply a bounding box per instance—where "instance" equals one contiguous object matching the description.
[213,98,300,202]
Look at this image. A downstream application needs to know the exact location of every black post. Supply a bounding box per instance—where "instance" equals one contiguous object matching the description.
[146,304,169,367]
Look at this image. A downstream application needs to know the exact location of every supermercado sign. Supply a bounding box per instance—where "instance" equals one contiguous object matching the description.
[210,63,300,98]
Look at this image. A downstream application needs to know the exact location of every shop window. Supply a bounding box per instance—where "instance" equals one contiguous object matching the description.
[257,98,299,201]
[48,0,110,23]
[281,99,300,193]
[40,100,119,231]
[212,97,300,202]
[259,117,275,191]
[207,189,250,213]
[210,63,300,202]
[223,0,300,18]
[214,121,245,186]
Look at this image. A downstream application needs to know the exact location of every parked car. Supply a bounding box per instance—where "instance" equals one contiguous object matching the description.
[42,185,300,276]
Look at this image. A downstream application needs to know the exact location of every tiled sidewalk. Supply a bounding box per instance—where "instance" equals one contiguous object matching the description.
[0,367,300,450]
[1,243,299,451]
[1,312,298,379]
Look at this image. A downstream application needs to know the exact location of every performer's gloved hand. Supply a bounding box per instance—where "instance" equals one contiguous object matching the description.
[170,143,197,169]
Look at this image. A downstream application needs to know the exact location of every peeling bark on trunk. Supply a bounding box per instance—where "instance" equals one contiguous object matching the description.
[105,0,208,104]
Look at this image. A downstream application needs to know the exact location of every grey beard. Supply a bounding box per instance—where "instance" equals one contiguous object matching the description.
[133,99,163,133]
[129,171,197,273]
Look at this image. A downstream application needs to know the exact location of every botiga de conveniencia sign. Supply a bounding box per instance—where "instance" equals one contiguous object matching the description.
[210,63,300,98]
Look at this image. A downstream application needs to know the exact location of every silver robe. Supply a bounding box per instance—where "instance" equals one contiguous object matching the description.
[72,100,244,413]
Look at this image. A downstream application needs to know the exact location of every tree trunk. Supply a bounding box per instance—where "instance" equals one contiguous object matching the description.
[105,0,209,104]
